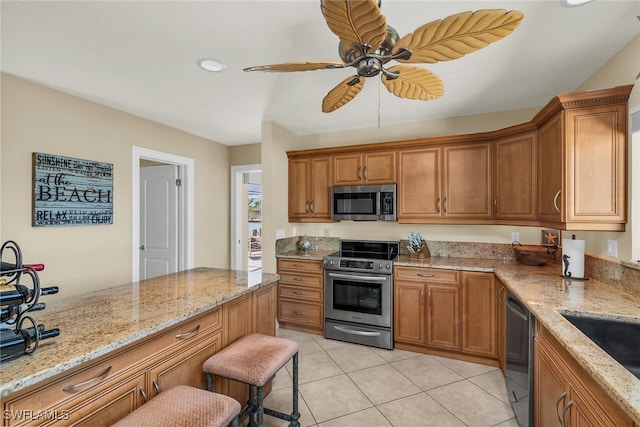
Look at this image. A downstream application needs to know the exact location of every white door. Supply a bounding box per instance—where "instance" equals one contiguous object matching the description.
[140,165,179,279]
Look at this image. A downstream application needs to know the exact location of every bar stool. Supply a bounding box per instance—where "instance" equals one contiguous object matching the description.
[112,385,241,427]
[202,333,300,427]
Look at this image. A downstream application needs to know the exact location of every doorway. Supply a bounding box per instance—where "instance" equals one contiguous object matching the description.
[131,146,194,282]
[231,164,262,271]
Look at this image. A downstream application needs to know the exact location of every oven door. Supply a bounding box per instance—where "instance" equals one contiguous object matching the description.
[324,270,392,328]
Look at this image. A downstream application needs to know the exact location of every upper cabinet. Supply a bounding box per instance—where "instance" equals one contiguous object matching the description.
[288,155,332,222]
[493,128,538,223]
[333,150,396,186]
[398,142,492,222]
[533,86,631,231]
[286,85,632,230]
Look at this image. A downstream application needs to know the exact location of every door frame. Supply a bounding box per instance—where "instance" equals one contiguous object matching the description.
[131,146,194,282]
[230,164,261,270]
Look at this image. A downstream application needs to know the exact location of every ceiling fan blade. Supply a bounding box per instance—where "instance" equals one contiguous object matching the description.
[393,9,524,63]
[322,75,365,113]
[244,61,346,72]
[321,0,387,52]
[381,65,444,101]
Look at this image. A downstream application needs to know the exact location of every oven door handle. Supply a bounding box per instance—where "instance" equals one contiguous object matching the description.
[327,272,388,282]
[333,325,382,337]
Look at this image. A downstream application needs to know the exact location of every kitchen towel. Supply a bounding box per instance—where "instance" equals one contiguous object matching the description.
[562,239,585,279]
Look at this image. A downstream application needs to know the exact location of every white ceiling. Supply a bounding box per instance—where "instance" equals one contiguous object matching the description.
[2,1,639,146]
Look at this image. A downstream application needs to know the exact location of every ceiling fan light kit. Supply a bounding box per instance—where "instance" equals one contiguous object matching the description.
[244,0,524,112]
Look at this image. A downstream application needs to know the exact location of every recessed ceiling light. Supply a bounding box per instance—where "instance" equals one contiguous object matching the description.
[561,0,594,6]
[197,58,226,73]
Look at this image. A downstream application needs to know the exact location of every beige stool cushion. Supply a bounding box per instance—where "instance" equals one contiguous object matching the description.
[203,333,298,386]
[112,385,240,427]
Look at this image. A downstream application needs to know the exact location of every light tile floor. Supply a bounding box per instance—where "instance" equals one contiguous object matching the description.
[259,328,519,427]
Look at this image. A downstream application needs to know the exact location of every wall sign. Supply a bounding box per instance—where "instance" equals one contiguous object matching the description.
[32,153,113,226]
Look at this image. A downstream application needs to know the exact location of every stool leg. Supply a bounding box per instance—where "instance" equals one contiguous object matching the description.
[205,373,213,392]
[257,386,264,427]
[290,352,300,427]
[247,384,257,427]
[230,414,239,427]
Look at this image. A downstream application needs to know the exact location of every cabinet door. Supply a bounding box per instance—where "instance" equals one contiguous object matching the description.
[462,272,496,357]
[68,372,147,427]
[538,115,564,222]
[333,153,362,185]
[443,143,492,219]
[565,105,626,224]
[363,151,396,184]
[397,147,441,220]
[426,284,461,350]
[534,339,570,427]
[289,158,311,221]
[494,132,537,221]
[148,330,223,399]
[309,156,332,219]
[253,284,276,336]
[393,281,425,345]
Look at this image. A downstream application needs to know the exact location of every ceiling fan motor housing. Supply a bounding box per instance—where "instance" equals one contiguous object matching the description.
[338,25,401,78]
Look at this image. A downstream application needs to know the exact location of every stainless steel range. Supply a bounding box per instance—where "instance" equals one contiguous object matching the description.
[323,240,399,350]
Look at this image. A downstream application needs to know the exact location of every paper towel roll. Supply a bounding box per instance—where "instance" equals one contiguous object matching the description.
[562,239,585,279]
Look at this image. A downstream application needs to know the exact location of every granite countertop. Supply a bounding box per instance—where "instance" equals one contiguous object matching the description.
[0,267,279,398]
[277,249,336,261]
[396,255,640,424]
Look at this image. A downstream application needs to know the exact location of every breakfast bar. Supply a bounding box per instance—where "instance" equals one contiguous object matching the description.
[0,268,279,426]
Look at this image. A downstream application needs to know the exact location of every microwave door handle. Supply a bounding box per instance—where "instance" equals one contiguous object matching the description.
[327,272,388,282]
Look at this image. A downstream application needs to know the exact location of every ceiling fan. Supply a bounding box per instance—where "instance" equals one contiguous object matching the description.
[244,0,524,113]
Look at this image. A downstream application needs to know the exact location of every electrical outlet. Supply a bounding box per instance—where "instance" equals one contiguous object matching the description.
[275,229,285,239]
[292,227,297,236]
[511,232,520,243]
[608,240,618,258]
[324,227,330,237]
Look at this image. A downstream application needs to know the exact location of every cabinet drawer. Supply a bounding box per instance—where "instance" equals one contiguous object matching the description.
[395,267,459,284]
[278,272,322,288]
[279,284,322,302]
[278,300,323,328]
[278,259,323,274]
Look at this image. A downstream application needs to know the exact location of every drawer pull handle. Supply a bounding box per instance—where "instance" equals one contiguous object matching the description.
[153,379,160,395]
[417,273,435,278]
[293,291,308,295]
[140,387,148,402]
[63,366,112,393]
[175,324,200,340]
[294,311,308,316]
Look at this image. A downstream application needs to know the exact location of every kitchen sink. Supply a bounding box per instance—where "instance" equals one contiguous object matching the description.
[561,313,640,379]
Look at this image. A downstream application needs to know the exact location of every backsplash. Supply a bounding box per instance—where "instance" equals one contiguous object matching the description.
[276,237,639,298]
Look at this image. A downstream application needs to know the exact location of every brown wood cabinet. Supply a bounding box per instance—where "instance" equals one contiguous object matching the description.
[394,267,461,352]
[494,130,538,222]
[333,150,396,185]
[277,258,324,335]
[288,156,332,222]
[461,272,496,357]
[534,320,634,427]
[2,284,277,427]
[534,86,630,231]
[398,142,492,222]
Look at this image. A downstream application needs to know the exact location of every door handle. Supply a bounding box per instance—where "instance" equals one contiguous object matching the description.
[140,245,146,250]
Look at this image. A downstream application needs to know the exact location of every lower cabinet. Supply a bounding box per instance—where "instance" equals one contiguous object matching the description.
[534,320,634,427]
[276,258,324,334]
[395,267,497,363]
[1,284,277,426]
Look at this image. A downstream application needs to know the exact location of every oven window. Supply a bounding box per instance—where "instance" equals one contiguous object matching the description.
[334,192,376,215]
[332,279,382,315]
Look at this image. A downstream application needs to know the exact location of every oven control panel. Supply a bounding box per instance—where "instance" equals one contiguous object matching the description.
[324,257,393,273]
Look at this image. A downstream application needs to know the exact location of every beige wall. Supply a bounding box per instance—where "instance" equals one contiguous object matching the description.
[229,143,261,166]
[262,35,640,268]
[0,73,230,299]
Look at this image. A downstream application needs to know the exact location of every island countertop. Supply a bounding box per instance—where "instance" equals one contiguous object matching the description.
[0,267,279,398]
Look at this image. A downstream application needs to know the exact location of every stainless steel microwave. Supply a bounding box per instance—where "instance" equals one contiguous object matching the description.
[331,184,397,221]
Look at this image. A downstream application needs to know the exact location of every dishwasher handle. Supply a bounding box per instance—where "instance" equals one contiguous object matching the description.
[506,293,529,322]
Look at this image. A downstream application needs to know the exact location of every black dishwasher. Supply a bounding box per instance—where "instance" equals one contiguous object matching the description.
[505,292,534,427]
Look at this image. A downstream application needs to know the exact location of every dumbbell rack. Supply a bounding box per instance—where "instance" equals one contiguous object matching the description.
[1,240,60,362]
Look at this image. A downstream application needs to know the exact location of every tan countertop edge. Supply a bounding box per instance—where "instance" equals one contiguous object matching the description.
[394,256,640,425]
[0,268,279,398]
